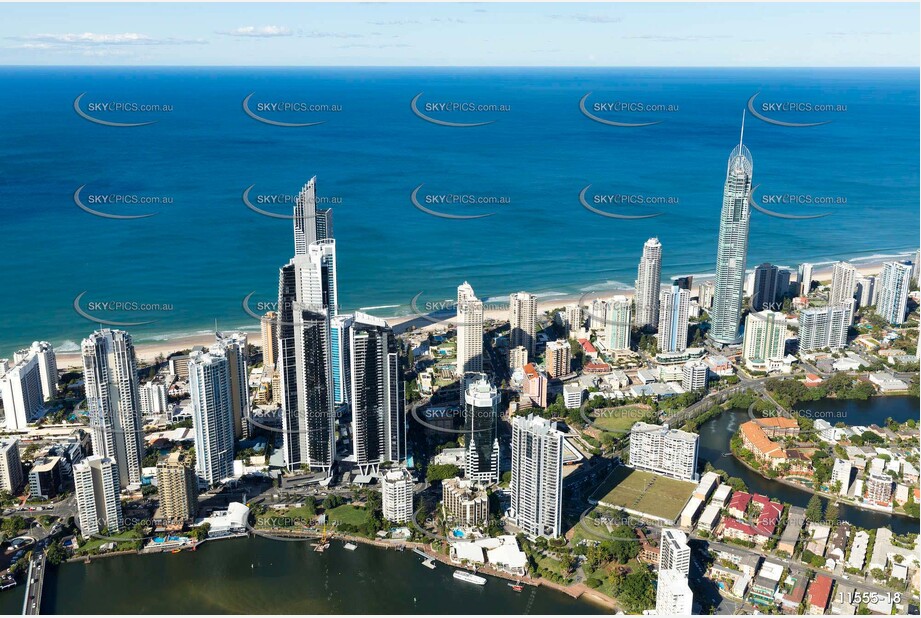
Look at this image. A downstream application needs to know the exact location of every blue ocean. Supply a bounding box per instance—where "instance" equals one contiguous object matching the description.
[0,67,917,353]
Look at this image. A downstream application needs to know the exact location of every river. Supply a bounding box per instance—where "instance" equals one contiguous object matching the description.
[697,395,919,534]
[0,536,604,615]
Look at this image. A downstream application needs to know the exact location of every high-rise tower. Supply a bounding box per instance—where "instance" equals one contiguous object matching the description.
[634,238,662,330]
[709,115,753,345]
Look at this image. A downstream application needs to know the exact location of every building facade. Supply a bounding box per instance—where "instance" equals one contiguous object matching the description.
[509,292,537,358]
[82,329,143,488]
[157,451,199,524]
[657,285,690,353]
[74,455,123,537]
[464,375,499,484]
[629,422,699,481]
[381,467,414,523]
[634,237,663,330]
[456,282,484,377]
[876,261,912,326]
[509,414,563,538]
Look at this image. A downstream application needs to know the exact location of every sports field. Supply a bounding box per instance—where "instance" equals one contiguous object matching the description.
[591,466,695,522]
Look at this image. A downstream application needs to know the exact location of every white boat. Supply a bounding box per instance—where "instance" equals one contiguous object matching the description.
[453,570,487,585]
[422,559,436,569]
[343,542,358,551]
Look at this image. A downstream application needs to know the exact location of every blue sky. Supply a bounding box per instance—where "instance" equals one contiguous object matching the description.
[2,3,918,66]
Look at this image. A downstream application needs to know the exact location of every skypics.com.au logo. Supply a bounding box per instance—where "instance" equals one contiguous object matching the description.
[410,93,510,127]
[242,93,342,127]
[579,93,677,127]
[74,93,173,127]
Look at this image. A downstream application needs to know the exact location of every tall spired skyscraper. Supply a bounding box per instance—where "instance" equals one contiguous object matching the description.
[709,115,753,346]
[293,176,333,256]
[634,238,662,331]
[278,180,338,476]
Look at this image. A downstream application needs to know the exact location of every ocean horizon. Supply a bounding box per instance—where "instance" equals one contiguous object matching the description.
[0,67,918,354]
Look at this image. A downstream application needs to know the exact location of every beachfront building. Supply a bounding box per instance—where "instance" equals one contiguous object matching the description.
[829,261,858,312]
[605,295,632,351]
[456,282,484,377]
[752,263,790,310]
[856,276,876,308]
[442,477,489,527]
[544,339,571,378]
[742,310,788,371]
[82,329,143,488]
[0,352,44,430]
[188,346,235,487]
[0,438,24,494]
[508,345,528,373]
[798,304,851,352]
[657,285,690,353]
[381,467,414,523]
[656,569,694,615]
[509,292,537,358]
[876,261,913,326]
[798,263,814,296]
[156,451,199,524]
[509,414,564,538]
[74,455,123,537]
[660,528,691,576]
[629,422,699,481]
[634,237,662,331]
[464,374,499,484]
[709,123,753,346]
[350,312,404,475]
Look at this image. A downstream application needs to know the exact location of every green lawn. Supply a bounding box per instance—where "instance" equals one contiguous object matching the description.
[590,405,651,433]
[257,505,317,529]
[591,467,695,522]
[77,530,142,555]
[326,505,371,526]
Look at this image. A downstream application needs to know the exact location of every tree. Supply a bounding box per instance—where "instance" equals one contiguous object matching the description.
[825,500,839,525]
[805,494,824,522]
[425,464,460,482]
[45,540,67,565]
[322,494,345,510]
[190,523,210,541]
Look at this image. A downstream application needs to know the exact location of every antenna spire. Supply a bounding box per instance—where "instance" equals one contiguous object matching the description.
[739,109,746,152]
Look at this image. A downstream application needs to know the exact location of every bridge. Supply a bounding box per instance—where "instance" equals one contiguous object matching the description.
[21,550,45,615]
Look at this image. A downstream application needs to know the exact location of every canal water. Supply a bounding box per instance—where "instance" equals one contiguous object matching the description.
[697,395,919,534]
[0,536,604,614]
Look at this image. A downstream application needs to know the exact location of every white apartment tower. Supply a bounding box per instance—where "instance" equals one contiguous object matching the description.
[509,414,564,538]
[74,455,123,537]
[876,261,912,326]
[629,422,699,481]
[188,346,235,487]
[216,331,250,439]
[634,238,663,330]
[605,295,632,351]
[81,329,143,488]
[0,353,44,430]
[656,569,694,615]
[509,292,538,358]
[455,282,484,377]
[660,528,691,575]
[293,176,333,256]
[742,310,787,368]
[381,467,414,523]
[798,304,850,352]
[0,438,24,494]
[829,261,858,307]
[798,262,814,296]
[657,285,690,353]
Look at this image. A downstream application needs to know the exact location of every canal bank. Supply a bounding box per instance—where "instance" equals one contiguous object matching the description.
[697,395,919,534]
[0,535,605,615]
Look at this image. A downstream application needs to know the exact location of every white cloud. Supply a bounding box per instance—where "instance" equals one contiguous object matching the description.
[217,26,293,38]
[9,32,205,46]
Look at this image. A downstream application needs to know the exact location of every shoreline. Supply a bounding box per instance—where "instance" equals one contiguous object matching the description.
[53,254,904,370]
[39,529,620,612]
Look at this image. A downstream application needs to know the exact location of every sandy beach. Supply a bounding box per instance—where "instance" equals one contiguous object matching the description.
[52,258,896,370]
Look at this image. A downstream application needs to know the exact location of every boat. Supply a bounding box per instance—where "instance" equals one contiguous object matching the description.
[508,580,523,592]
[343,542,358,551]
[453,570,487,585]
[422,559,436,569]
[171,549,181,554]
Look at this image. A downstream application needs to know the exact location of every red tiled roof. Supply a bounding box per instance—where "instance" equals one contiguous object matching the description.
[722,517,756,537]
[807,574,833,609]
[577,338,597,354]
[728,492,751,512]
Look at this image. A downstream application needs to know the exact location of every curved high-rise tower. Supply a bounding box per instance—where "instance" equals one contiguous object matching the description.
[709,116,753,346]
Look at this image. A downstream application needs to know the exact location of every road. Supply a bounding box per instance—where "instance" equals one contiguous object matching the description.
[21,550,45,615]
